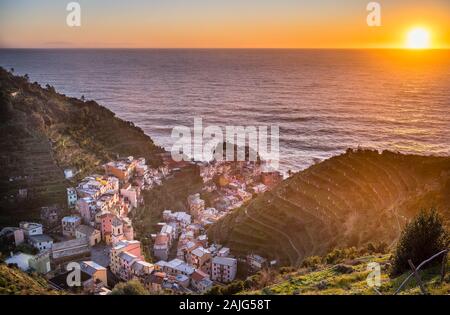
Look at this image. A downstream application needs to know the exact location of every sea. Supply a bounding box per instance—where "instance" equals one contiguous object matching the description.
[1,49,449,172]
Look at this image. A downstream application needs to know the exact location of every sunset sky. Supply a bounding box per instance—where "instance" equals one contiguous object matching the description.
[1,0,449,49]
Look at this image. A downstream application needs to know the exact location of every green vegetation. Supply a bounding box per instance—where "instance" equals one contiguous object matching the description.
[226,246,449,295]
[219,214,449,295]
[14,243,39,255]
[392,209,448,275]
[209,149,450,265]
[0,263,60,295]
[110,280,149,295]
[243,253,450,295]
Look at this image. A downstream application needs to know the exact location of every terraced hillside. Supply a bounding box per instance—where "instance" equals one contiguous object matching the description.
[209,149,450,266]
[0,68,164,225]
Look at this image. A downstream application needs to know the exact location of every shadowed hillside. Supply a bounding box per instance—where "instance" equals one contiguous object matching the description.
[0,68,164,226]
[209,149,450,266]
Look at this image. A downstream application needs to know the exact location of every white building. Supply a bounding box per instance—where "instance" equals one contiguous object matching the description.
[5,252,34,271]
[67,187,78,208]
[164,258,195,277]
[28,234,53,251]
[211,256,237,283]
[217,247,230,257]
[247,254,267,271]
[131,260,154,279]
[160,224,175,243]
[19,222,43,237]
[64,169,75,179]
[162,210,191,226]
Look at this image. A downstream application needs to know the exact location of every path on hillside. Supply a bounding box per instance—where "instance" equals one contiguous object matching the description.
[275,193,319,254]
[244,208,303,267]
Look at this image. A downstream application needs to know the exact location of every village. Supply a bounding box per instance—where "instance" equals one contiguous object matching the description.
[0,154,283,295]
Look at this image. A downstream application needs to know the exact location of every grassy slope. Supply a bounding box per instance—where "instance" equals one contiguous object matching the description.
[209,149,450,266]
[0,264,60,295]
[0,68,164,226]
[241,254,450,295]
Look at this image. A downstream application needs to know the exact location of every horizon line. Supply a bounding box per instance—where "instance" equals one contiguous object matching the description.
[1,47,449,50]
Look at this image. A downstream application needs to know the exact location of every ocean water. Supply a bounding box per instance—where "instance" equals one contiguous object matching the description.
[1,49,449,172]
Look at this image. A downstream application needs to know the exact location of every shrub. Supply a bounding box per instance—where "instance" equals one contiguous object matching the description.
[391,209,448,275]
[279,266,296,274]
[110,280,148,295]
[261,287,274,295]
[205,285,222,295]
[334,264,354,274]
[301,256,322,269]
[15,243,38,255]
[221,281,244,295]
[365,242,388,254]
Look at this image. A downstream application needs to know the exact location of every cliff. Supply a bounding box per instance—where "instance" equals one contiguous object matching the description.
[0,67,164,226]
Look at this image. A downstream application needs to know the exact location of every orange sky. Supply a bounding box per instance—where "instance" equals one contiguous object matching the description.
[0,0,449,48]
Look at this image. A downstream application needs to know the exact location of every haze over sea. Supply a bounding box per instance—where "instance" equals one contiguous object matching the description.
[1,49,449,172]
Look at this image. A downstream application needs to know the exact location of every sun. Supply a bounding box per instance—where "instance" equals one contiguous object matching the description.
[406,27,431,49]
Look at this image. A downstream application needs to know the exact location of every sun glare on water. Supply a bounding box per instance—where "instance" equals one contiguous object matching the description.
[406,27,431,49]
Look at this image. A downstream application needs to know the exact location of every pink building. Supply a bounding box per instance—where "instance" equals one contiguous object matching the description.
[99,212,115,244]
[76,197,95,223]
[120,184,139,208]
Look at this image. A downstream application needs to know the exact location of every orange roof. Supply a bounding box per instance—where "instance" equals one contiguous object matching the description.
[191,269,209,282]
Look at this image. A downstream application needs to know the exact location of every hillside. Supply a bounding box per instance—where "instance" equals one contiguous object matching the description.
[209,149,450,266]
[0,263,60,295]
[0,67,164,226]
[236,252,450,295]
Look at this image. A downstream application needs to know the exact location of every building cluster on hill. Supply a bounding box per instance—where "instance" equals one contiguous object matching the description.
[197,160,282,214]
[1,155,280,295]
[1,156,169,294]
[143,160,282,293]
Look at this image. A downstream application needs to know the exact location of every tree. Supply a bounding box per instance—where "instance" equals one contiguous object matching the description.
[110,280,149,295]
[15,243,39,255]
[45,84,55,93]
[205,285,222,295]
[392,209,448,275]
